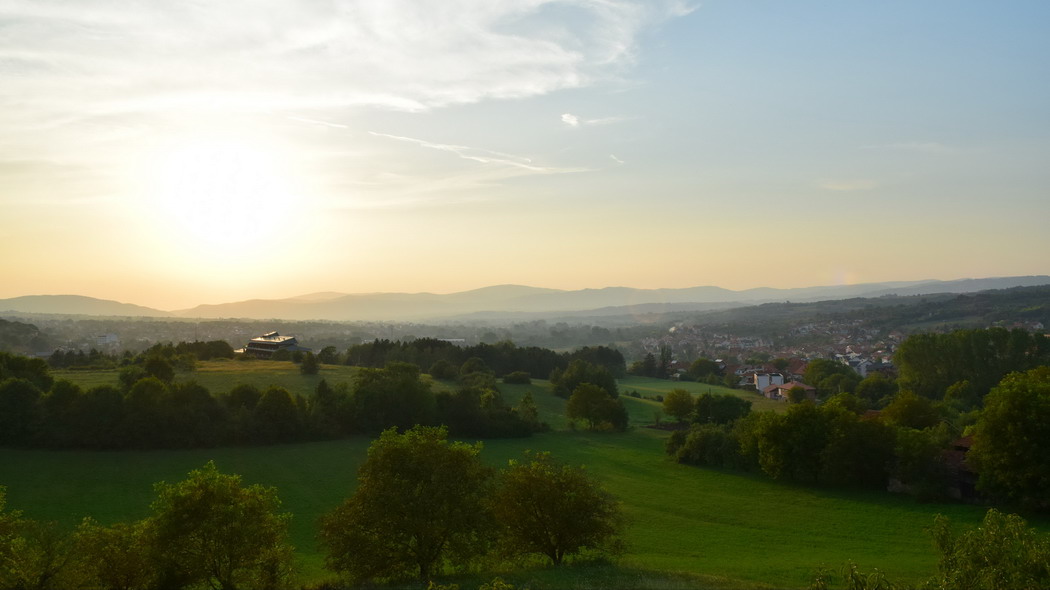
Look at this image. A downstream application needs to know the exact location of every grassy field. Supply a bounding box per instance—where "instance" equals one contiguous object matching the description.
[52,359,361,396]
[3,363,1033,588]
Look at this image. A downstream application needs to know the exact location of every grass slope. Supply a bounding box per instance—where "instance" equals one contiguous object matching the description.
[5,364,1040,588]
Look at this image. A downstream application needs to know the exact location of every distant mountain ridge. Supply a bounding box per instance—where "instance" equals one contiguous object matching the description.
[3,276,1048,322]
[0,295,171,318]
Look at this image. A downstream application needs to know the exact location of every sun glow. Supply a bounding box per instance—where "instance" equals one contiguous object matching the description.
[137,135,302,263]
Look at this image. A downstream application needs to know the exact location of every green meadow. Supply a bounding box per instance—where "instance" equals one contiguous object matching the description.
[2,361,1026,588]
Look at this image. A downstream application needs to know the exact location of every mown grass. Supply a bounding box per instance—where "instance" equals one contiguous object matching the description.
[53,359,360,397]
[5,363,1038,588]
[620,376,785,413]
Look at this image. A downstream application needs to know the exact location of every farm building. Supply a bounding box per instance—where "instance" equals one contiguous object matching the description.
[243,331,311,359]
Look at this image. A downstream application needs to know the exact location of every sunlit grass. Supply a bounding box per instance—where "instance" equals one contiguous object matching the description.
[9,363,1043,588]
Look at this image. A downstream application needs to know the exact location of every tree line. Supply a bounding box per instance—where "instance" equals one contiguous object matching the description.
[339,339,626,381]
[0,427,625,590]
[0,351,543,450]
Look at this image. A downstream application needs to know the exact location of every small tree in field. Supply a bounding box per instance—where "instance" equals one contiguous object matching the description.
[319,426,493,584]
[490,452,625,565]
[662,389,694,422]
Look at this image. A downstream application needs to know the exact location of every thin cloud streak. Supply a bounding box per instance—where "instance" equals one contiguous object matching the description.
[369,132,587,174]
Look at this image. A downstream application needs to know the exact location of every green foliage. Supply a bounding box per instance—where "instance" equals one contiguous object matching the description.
[662,389,694,422]
[693,393,751,425]
[927,509,1050,590]
[0,351,53,391]
[148,461,295,590]
[566,383,628,431]
[254,386,302,443]
[551,359,618,399]
[75,518,155,590]
[490,451,626,565]
[881,391,940,430]
[667,423,742,468]
[734,404,895,487]
[502,371,532,385]
[299,351,319,375]
[855,373,897,406]
[2,518,84,590]
[892,427,952,501]
[349,362,436,432]
[0,378,43,445]
[969,367,1050,508]
[319,426,493,584]
[804,360,860,396]
[687,358,722,381]
[896,328,1050,402]
[143,356,175,383]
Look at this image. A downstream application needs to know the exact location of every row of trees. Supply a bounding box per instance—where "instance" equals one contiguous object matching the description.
[0,358,541,449]
[0,428,626,589]
[341,339,626,380]
[321,427,625,584]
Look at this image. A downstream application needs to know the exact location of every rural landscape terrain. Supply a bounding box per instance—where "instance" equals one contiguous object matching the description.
[3,1,1049,589]
[2,278,1050,589]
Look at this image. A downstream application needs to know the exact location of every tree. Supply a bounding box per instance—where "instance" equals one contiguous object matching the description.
[566,383,628,431]
[148,461,295,590]
[319,426,492,584]
[657,345,673,379]
[490,452,625,565]
[299,352,319,375]
[551,359,618,399]
[143,356,175,384]
[75,518,155,590]
[253,386,301,443]
[880,390,939,430]
[855,372,896,406]
[693,393,751,425]
[349,362,436,432]
[662,389,694,422]
[969,367,1050,508]
[316,346,341,365]
[928,509,1050,590]
[687,358,722,381]
[0,378,43,445]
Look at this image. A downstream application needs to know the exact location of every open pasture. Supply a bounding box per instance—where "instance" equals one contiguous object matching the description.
[5,362,1033,588]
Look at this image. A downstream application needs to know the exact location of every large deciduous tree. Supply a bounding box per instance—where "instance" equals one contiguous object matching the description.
[148,461,295,590]
[489,452,625,565]
[566,383,628,431]
[319,426,493,584]
[969,367,1050,509]
[662,389,694,422]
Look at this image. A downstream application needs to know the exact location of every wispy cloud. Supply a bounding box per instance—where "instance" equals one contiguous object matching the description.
[0,0,691,123]
[609,154,625,165]
[561,112,625,127]
[819,179,877,192]
[288,116,349,129]
[369,131,587,174]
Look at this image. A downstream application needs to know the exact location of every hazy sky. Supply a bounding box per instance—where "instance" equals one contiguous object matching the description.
[2,0,1048,310]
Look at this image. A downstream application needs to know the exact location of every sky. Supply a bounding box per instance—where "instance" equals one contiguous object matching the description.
[2,0,1049,311]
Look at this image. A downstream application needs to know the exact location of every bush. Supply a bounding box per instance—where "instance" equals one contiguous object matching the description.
[502,371,531,385]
